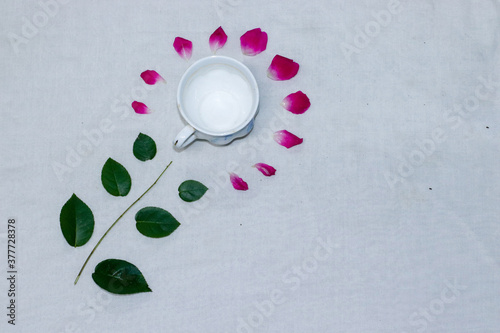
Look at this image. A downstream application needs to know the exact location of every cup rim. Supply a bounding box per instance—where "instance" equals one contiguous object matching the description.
[176,55,260,137]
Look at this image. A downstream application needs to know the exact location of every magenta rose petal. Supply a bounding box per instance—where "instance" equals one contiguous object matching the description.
[173,37,193,60]
[240,28,268,56]
[229,173,249,191]
[253,163,276,177]
[267,55,300,81]
[281,91,310,114]
[140,70,165,85]
[273,130,303,149]
[131,101,151,114]
[209,26,228,53]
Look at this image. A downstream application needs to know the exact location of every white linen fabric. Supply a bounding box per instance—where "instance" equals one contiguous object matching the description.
[1,0,499,332]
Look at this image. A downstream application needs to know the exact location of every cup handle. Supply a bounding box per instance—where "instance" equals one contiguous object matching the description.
[173,125,196,149]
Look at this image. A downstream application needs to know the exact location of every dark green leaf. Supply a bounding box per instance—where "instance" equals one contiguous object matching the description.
[101,158,132,196]
[133,133,157,162]
[178,180,208,202]
[92,259,151,295]
[135,207,180,238]
[60,194,94,247]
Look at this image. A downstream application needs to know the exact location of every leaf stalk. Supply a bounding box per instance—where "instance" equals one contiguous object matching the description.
[74,161,173,285]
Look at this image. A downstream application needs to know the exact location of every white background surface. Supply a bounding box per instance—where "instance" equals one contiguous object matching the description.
[1,0,500,332]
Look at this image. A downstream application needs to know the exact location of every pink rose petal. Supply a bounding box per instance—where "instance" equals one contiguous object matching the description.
[253,163,276,177]
[131,101,151,114]
[140,70,165,85]
[173,37,193,60]
[240,28,268,56]
[281,91,310,114]
[209,26,228,53]
[267,55,300,81]
[229,172,249,191]
[273,130,303,149]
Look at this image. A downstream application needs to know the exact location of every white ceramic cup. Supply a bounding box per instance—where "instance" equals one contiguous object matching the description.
[173,56,259,149]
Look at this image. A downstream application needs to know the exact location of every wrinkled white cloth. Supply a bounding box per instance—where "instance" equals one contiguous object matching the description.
[1,0,499,332]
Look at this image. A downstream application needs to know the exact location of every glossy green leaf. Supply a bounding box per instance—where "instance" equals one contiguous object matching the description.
[92,259,151,295]
[135,207,180,238]
[133,133,157,162]
[101,158,132,196]
[178,180,208,202]
[60,194,94,247]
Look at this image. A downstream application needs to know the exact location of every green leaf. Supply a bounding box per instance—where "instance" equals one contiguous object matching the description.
[178,180,208,202]
[135,207,180,238]
[101,158,132,196]
[92,259,152,295]
[60,194,94,247]
[133,133,157,162]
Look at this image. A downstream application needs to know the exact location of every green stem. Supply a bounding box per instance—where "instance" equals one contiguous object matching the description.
[74,161,173,285]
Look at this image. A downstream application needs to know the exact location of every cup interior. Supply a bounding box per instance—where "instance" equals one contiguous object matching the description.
[177,56,259,136]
